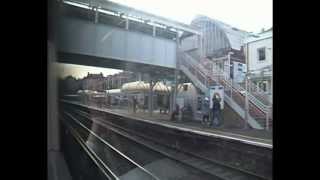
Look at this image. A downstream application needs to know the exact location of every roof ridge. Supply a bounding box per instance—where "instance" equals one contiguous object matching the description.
[193,15,249,34]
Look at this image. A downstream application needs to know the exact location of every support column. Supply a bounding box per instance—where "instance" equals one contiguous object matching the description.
[230,78,233,99]
[173,70,178,112]
[48,41,59,151]
[227,52,232,80]
[152,24,156,37]
[127,92,130,113]
[271,67,273,102]
[94,7,99,24]
[248,79,251,94]
[169,86,173,114]
[125,16,129,30]
[148,75,154,116]
[244,42,250,129]
[171,33,180,113]
[172,31,180,113]
[266,110,269,131]
[244,76,249,129]
[198,34,203,58]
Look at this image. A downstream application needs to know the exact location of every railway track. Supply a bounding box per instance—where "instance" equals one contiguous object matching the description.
[62,105,269,180]
[61,112,159,180]
[63,110,221,180]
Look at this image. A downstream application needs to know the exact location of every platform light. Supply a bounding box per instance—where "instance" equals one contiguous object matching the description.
[63,0,90,9]
[155,23,166,29]
[169,28,177,32]
[98,8,117,16]
[146,21,166,29]
[126,16,144,23]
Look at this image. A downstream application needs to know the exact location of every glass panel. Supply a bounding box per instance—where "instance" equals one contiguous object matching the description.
[48,1,273,180]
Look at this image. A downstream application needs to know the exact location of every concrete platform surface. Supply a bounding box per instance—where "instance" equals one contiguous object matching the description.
[62,101,273,147]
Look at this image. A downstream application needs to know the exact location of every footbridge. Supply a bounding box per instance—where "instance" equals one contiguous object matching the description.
[56,0,201,77]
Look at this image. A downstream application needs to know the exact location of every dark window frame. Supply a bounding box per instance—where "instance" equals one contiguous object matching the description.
[258,81,268,92]
[257,47,266,61]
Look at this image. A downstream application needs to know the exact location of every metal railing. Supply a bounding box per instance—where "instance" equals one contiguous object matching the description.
[210,56,272,106]
[204,55,272,114]
[177,48,272,130]
[239,79,272,105]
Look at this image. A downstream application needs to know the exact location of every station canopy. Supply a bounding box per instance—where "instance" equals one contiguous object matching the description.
[121,81,171,93]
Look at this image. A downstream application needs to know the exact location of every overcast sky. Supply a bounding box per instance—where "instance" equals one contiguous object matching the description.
[112,0,272,33]
[57,0,272,78]
[55,63,123,79]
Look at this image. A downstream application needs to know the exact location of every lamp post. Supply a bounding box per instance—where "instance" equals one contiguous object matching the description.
[244,42,250,130]
[244,73,249,129]
[267,47,273,105]
[227,51,234,80]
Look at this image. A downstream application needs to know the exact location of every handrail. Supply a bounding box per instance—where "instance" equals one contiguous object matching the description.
[177,46,272,129]
[206,55,272,106]
[206,59,271,111]
[210,55,229,61]
[210,63,269,112]
[178,51,210,84]
[177,49,271,114]
[218,78,269,113]
[180,61,209,88]
[219,77,266,108]
[240,80,272,105]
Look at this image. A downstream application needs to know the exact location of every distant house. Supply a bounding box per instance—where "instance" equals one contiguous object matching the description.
[105,71,137,90]
[82,72,106,91]
[244,28,272,97]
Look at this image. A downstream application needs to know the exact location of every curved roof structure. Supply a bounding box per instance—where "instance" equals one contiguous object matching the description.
[121,81,171,93]
[190,15,249,57]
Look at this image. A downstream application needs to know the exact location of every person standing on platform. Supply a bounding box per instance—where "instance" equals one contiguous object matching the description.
[162,95,169,114]
[170,104,180,121]
[211,94,222,127]
[133,96,137,113]
[202,97,210,125]
[159,96,164,114]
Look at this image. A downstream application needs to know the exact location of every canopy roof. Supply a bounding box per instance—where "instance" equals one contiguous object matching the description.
[121,81,171,93]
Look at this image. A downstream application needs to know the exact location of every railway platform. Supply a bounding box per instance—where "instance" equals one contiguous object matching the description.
[62,100,272,148]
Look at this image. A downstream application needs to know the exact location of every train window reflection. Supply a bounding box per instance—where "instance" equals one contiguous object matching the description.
[48,0,273,179]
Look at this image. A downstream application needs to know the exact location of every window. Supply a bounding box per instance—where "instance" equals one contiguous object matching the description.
[258,81,268,92]
[258,47,266,61]
[183,84,188,91]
